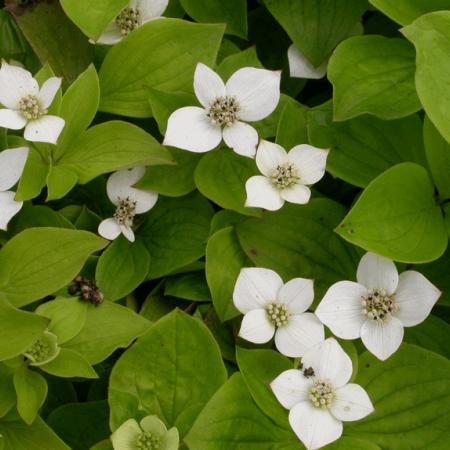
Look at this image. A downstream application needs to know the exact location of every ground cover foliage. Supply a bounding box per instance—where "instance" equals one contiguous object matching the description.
[0,0,450,449]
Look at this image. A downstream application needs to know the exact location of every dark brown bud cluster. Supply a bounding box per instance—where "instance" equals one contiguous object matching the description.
[303,366,315,378]
[69,276,104,306]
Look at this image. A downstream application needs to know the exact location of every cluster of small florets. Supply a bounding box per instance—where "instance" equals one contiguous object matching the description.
[265,302,290,327]
[309,380,335,409]
[114,196,137,226]
[69,276,104,306]
[361,288,398,322]
[115,7,140,35]
[18,94,46,120]
[270,163,299,189]
[25,338,50,364]
[206,95,240,126]
[136,431,161,450]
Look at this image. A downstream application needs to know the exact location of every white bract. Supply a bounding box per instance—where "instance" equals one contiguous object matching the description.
[0,61,65,144]
[96,0,168,45]
[245,140,328,211]
[163,63,281,157]
[288,44,328,79]
[98,167,158,243]
[233,267,324,357]
[111,415,179,450]
[271,338,374,450]
[0,147,29,230]
[316,252,441,361]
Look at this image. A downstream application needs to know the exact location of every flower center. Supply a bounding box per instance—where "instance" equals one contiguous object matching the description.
[270,163,299,189]
[25,338,51,364]
[309,380,335,409]
[361,288,398,322]
[113,197,137,227]
[115,7,141,35]
[265,302,290,327]
[136,431,161,450]
[18,95,46,120]
[206,95,240,126]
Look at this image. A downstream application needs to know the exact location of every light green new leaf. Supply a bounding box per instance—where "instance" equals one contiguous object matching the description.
[39,348,98,379]
[109,310,227,436]
[264,0,367,66]
[329,36,421,121]
[0,228,107,307]
[337,163,448,263]
[99,19,225,117]
[402,12,450,144]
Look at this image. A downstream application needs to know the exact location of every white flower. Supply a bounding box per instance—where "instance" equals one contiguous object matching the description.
[96,0,168,45]
[316,252,441,361]
[271,338,374,450]
[233,267,324,357]
[245,140,328,211]
[0,61,65,144]
[111,415,179,450]
[98,167,158,243]
[163,63,281,158]
[0,147,29,230]
[288,44,328,80]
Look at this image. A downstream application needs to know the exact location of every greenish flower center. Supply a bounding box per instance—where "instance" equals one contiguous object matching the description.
[270,163,299,189]
[265,302,290,327]
[25,338,51,364]
[18,94,46,120]
[361,288,398,322]
[136,431,161,450]
[113,197,137,227]
[309,380,335,409]
[206,95,240,126]
[115,7,141,35]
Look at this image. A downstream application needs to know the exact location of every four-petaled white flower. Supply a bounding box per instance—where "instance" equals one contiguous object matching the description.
[245,140,328,211]
[96,0,168,45]
[233,267,324,357]
[163,63,281,158]
[0,61,65,144]
[271,338,374,450]
[288,44,328,80]
[111,415,179,450]
[316,252,441,361]
[98,167,158,243]
[0,147,29,230]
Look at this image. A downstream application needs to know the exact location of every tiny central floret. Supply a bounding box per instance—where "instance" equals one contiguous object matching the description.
[265,302,290,327]
[361,288,398,322]
[18,95,46,120]
[115,7,140,35]
[25,338,51,364]
[136,431,161,450]
[270,163,299,189]
[309,380,335,409]
[113,197,137,227]
[206,95,240,126]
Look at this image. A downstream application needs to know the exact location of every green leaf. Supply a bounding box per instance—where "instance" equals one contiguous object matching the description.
[13,1,94,86]
[109,310,227,435]
[13,367,47,425]
[328,36,420,121]
[337,163,448,263]
[236,199,360,301]
[0,228,107,307]
[0,416,70,450]
[216,46,262,80]
[236,348,291,428]
[64,301,150,365]
[369,0,450,26]
[0,302,49,361]
[419,247,450,306]
[402,12,450,144]
[96,237,150,301]
[99,19,225,117]
[346,344,450,448]
[0,364,15,418]
[140,192,214,279]
[40,348,98,379]
[206,227,249,322]
[424,116,450,200]
[264,0,367,66]
[308,106,427,187]
[194,149,261,216]
[180,0,247,38]
[60,0,128,39]
[276,101,309,150]
[185,373,299,450]
[164,272,210,302]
